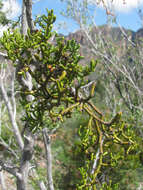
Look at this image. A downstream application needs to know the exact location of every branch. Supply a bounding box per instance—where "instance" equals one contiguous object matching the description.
[0,137,18,159]
[38,181,47,190]
[0,52,7,58]
[0,171,6,190]
[0,67,24,150]
[24,0,35,32]
[42,128,54,190]
[84,104,122,126]
[0,160,20,179]
[91,136,105,175]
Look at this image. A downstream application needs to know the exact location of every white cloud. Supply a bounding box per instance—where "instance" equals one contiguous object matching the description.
[88,0,143,13]
[0,0,21,36]
[2,0,21,19]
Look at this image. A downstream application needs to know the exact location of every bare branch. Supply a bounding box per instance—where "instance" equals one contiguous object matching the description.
[38,181,47,190]
[0,171,6,190]
[42,128,54,190]
[0,64,24,150]
[0,137,18,159]
[0,160,20,179]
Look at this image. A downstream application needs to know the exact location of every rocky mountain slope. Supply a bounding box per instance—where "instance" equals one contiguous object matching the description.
[66,25,143,45]
[65,25,143,61]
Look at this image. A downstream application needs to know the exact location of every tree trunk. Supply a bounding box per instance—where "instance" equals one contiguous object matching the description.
[42,128,54,190]
[17,177,27,190]
[21,0,28,35]
[16,2,35,189]
[25,0,35,32]
[17,133,34,190]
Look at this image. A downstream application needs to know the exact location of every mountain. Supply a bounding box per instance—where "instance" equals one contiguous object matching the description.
[136,28,143,39]
[65,25,143,61]
[65,25,143,45]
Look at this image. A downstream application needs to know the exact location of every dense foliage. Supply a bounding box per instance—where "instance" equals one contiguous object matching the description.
[0,8,141,190]
[0,9,97,132]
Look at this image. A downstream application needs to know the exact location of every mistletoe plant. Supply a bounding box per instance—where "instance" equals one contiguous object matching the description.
[75,111,138,189]
[0,9,97,132]
[0,9,138,189]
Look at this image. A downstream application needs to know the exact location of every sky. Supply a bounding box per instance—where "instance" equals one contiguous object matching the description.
[1,0,143,35]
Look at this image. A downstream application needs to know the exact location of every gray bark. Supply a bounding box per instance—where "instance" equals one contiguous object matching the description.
[20,0,34,99]
[0,160,21,179]
[16,133,34,190]
[38,181,47,190]
[15,1,35,189]
[0,171,6,190]
[42,128,54,190]
[0,70,24,150]
[0,1,36,189]
[25,0,35,32]
[21,0,28,36]
[21,0,35,34]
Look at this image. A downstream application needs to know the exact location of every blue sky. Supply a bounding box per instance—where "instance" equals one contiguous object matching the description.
[2,0,143,35]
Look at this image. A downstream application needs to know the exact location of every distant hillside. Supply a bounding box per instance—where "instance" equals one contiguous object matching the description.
[65,25,143,44]
[64,25,143,62]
